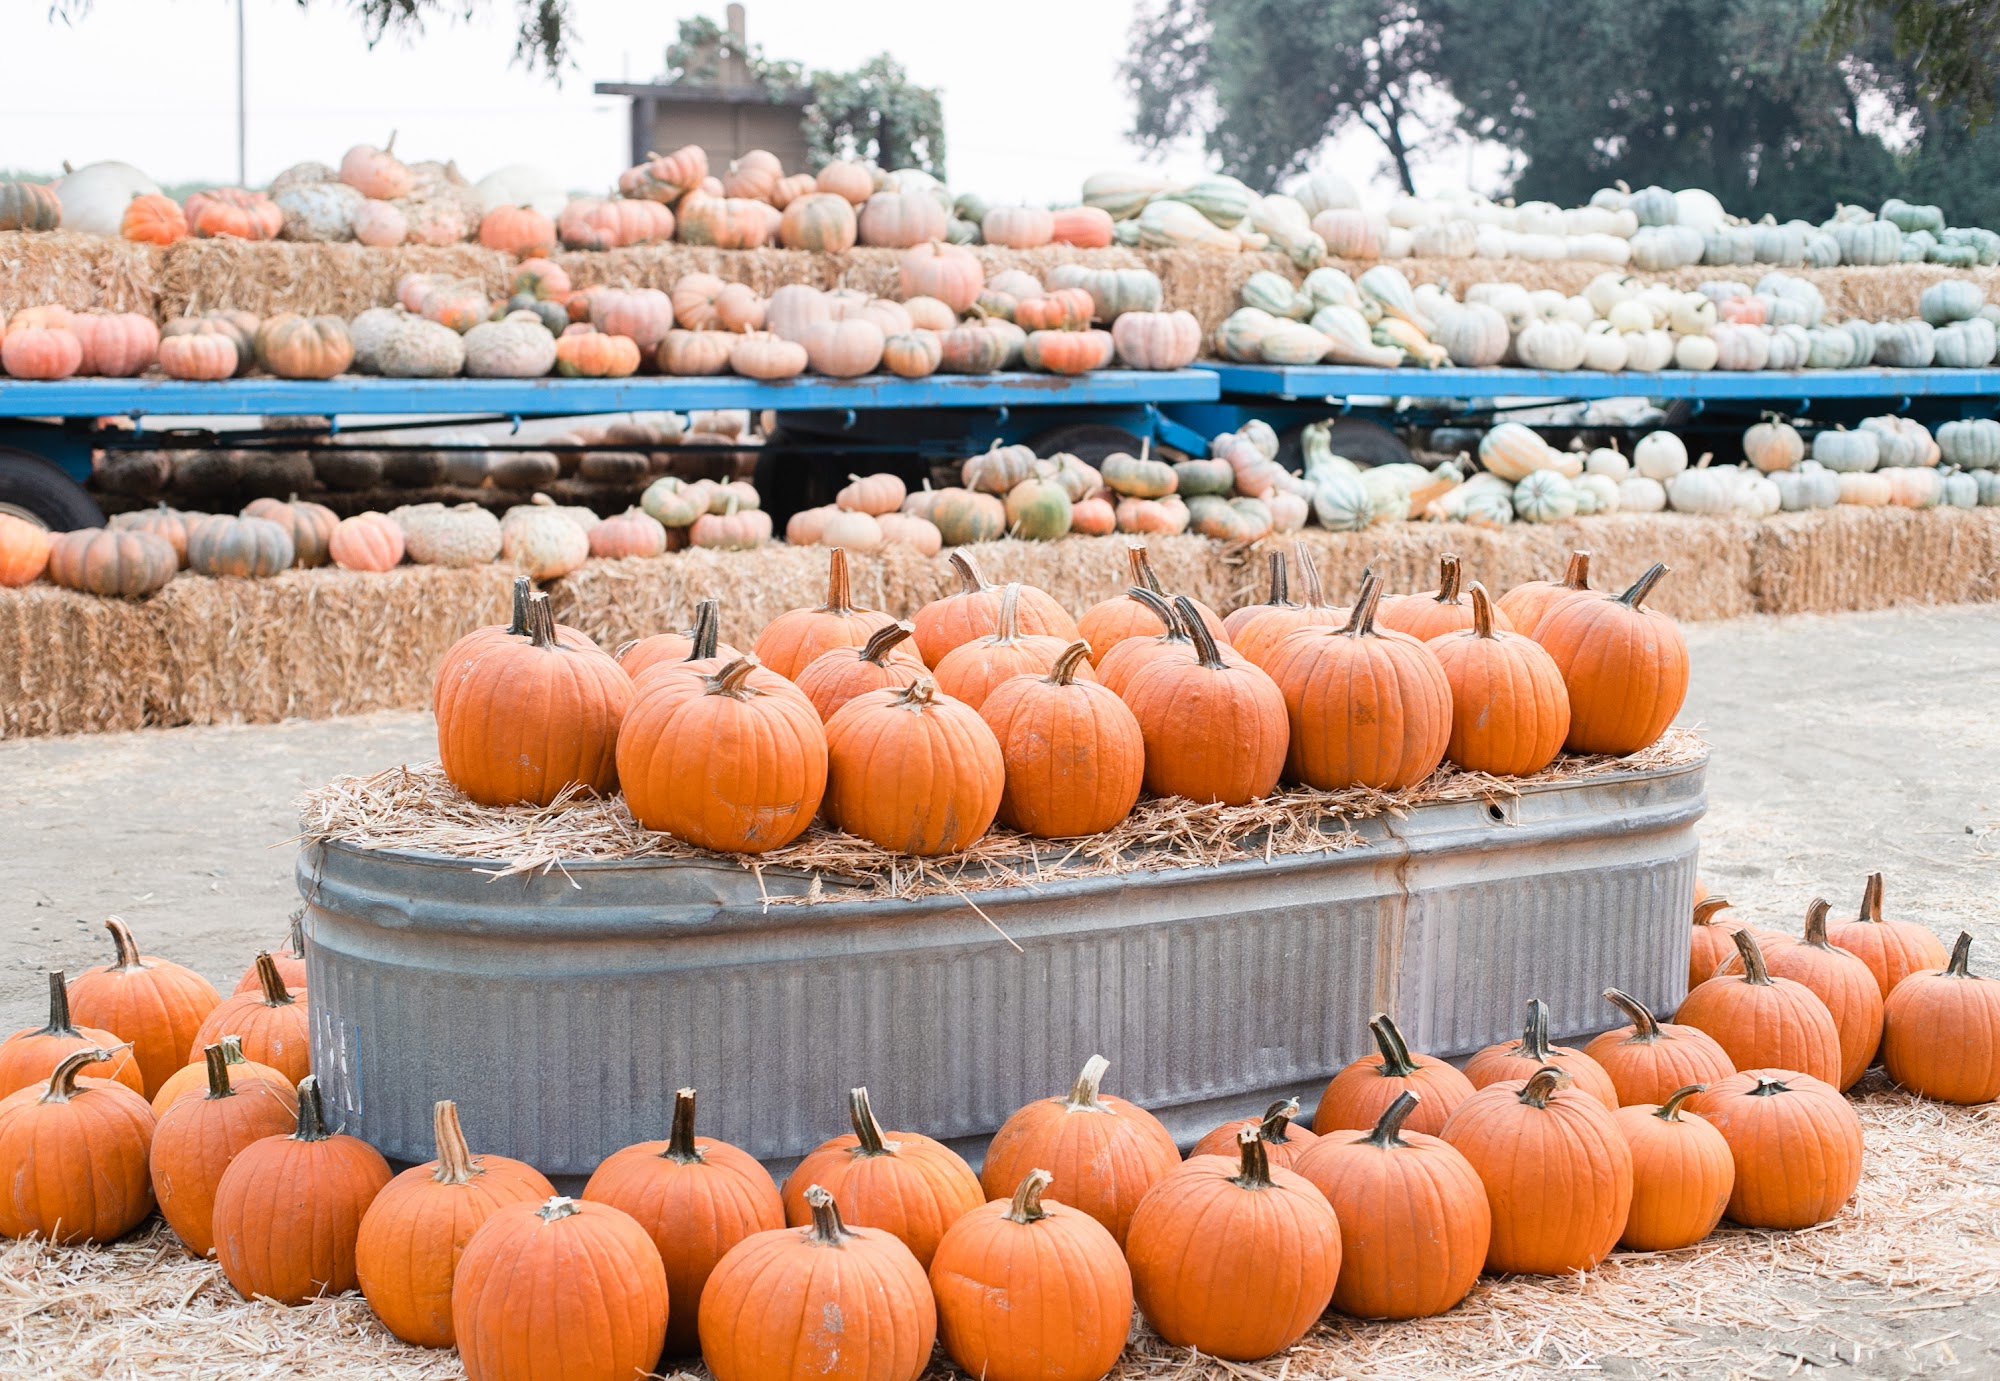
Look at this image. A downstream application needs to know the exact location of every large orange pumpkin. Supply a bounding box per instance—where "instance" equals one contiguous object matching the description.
[929,1169,1134,1381]
[911,549,1077,667]
[1463,998,1620,1109]
[1497,549,1594,634]
[933,582,1080,711]
[66,916,220,1098]
[980,1054,1182,1249]
[355,1100,556,1348]
[794,620,928,722]
[753,546,898,679]
[1674,929,1844,1087]
[1313,1013,1476,1137]
[700,1186,936,1381]
[780,1086,984,1269]
[1614,1084,1734,1250]
[1125,1129,1341,1361]
[1122,595,1289,805]
[0,969,142,1099]
[1718,899,1884,1091]
[1582,988,1735,1108]
[1074,543,1225,665]
[978,639,1143,838]
[1882,932,2000,1104]
[1439,1066,1634,1274]
[1532,561,1688,755]
[188,951,311,1084]
[149,1042,297,1257]
[583,1087,784,1356]
[150,1032,293,1114]
[0,1047,157,1244]
[1291,1091,1491,1319]
[823,677,1004,856]
[1426,581,1571,775]
[1188,1096,1318,1168]
[1825,871,1950,999]
[1686,1070,1863,1229]
[210,1076,393,1303]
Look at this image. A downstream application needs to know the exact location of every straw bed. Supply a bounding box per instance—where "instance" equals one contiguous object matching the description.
[1750,505,2000,615]
[0,230,159,316]
[154,239,513,321]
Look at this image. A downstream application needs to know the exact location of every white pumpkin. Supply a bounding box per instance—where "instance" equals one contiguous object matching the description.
[1580,326,1628,372]
[1606,299,1654,333]
[1673,333,1720,370]
[1515,317,1588,371]
[501,498,591,579]
[1623,329,1676,372]
[463,317,558,378]
[51,160,161,236]
[1566,234,1632,266]
[1669,294,1718,336]
[374,313,467,378]
[1634,430,1690,480]
[1293,169,1362,218]
[1743,419,1804,472]
[1771,461,1841,510]
[475,163,568,218]
[1584,272,1639,318]
[1513,470,1579,523]
[1666,458,1740,515]
[1880,466,1942,508]
[275,181,363,242]
[1585,443,1631,478]
[1617,474,1669,512]
[1837,471,1893,506]
[1574,473,1621,514]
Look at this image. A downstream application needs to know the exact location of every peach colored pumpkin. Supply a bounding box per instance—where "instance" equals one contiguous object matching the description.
[328,512,406,572]
[1,325,83,380]
[897,242,983,312]
[72,314,160,377]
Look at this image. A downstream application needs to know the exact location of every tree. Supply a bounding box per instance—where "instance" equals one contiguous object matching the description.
[661,13,802,93]
[1817,0,2000,128]
[803,56,946,178]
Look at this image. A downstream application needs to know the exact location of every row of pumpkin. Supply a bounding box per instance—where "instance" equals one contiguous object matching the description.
[3,882,1995,1379]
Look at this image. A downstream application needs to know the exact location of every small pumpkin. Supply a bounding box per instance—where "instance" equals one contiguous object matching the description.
[157,331,238,380]
[242,495,338,569]
[0,1047,157,1244]
[895,239,982,309]
[1496,549,1593,634]
[1463,998,1619,1109]
[1188,1097,1317,1169]
[793,620,926,724]
[1004,467,1074,540]
[1717,899,1884,1091]
[1675,929,1845,1087]
[0,970,143,1100]
[1881,932,2000,1105]
[1582,988,1735,1108]
[1314,1013,1476,1137]
[824,677,1004,855]
[66,916,221,1098]
[187,514,295,578]
[151,1032,293,1114]
[1099,439,1178,498]
[934,583,1086,711]
[253,313,353,379]
[1614,1085,1734,1251]
[0,179,63,233]
[1023,328,1115,375]
[1825,871,1950,998]
[149,1042,297,1258]
[1685,1071,1863,1229]
[0,513,53,588]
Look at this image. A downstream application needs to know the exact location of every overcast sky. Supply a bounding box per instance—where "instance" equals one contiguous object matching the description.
[4,0,1453,203]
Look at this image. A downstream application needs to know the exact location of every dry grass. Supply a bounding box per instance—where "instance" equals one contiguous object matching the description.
[3,1080,1992,1380]
[0,230,160,316]
[154,239,514,321]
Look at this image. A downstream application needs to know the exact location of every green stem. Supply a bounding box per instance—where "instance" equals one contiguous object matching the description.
[1655,1084,1706,1121]
[1365,1090,1420,1147]
[1368,1013,1421,1078]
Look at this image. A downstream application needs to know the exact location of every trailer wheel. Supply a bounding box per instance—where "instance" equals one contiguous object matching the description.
[1023,423,1144,466]
[0,448,104,529]
[1274,418,1412,473]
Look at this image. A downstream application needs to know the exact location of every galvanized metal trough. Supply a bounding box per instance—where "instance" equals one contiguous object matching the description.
[300,754,1704,1184]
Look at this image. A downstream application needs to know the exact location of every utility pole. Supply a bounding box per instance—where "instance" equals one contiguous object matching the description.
[236,0,247,186]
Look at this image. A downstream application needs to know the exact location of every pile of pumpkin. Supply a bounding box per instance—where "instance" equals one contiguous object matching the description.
[5,869,1997,1381]
[1219,264,2000,373]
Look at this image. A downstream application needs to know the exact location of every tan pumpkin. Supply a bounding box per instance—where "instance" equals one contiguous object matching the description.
[896,241,983,311]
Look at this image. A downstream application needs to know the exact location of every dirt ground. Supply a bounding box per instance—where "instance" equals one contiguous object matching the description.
[2,603,1997,1379]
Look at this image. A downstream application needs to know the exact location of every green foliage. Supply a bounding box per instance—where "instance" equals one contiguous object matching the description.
[1818,0,2000,128]
[804,55,946,178]
[661,14,803,93]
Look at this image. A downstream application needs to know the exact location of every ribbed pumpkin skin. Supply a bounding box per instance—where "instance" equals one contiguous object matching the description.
[1313,1016,1476,1137]
[189,954,311,1084]
[1688,897,1786,989]
[66,917,221,1097]
[795,622,927,722]
[1882,933,2000,1104]
[211,1080,393,1303]
[355,1102,556,1349]
[1674,932,1844,1088]
[753,548,898,679]
[454,1197,670,1381]
[1826,872,1951,998]
[911,552,1076,666]
[583,1090,784,1356]
[46,528,177,597]
[1463,1001,1620,1110]
[781,1089,984,1269]
[186,514,296,578]
[433,578,600,713]
[1720,902,1884,1090]
[0,1052,158,1244]
[1614,1091,1734,1251]
[1582,989,1736,1107]
[1687,1071,1863,1229]
[932,584,1079,711]
[1188,1101,1318,1169]
[1125,1137,1341,1362]
[1495,550,1594,637]
[0,971,144,1099]
[700,1190,937,1381]
[980,1057,1182,1249]
[823,679,1004,856]
[150,1050,296,1257]
[1377,554,1516,643]
[1291,1094,1490,1320]
[978,643,1143,838]
[1531,563,1688,755]
[1439,1070,1634,1275]
[1426,582,1570,776]
[1122,597,1289,806]
[152,1040,293,1113]
[930,1173,1134,1381]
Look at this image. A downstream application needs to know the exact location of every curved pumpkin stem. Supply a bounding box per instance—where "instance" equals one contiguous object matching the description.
[1801,898,1836,951]
[41,1047,121,1104]
[1858,871,1885,924]
[686,598,721,661]
[1731,927,1774,986]
[536,1195,583,1224]
[1294,543,1328,608]
[1946,931,1976,978]
[1368,1014,1421,1078]
[1602,988,1662,1044]
[1259,551,1293,610]
[1467,582,1499,639]
[1125,542,1163,594]
[505,575,533,635]
[1006,1168,1054,1224]
[1431,553,1462,605]
[1364,1089,1420,1148]
[37,971,81,1039]
[1175,595,1230,671]
[948,549,991,596]
[822,548,857,614]
[1064,1055,1113,1113]
[1655,1084,1706,1121]
[1124,586,1185,641]
[662,1087,705,1164]
[1232,1126,1273,1189]
[990,583,1023,645]
[1560,550,1592,593]
[1693,897,1734,927]
[1048,641,1092,686]
[848,1087,893,1155]
[1517,1065,1570,1108]
[103,916,146,973]
[1515,998,1556,1062]
[252,952,296,1008]
[803,1184,853,1244]
[1257,1097,1301,1145]
[1338,571,1384,638]
[293,1075,332,1142]
[526,593,558,650]
[1618,562,1670,610]
[705,655,764,700]
[858,621,914,666]
[429,1100,483,1184]
[284,908,307,963]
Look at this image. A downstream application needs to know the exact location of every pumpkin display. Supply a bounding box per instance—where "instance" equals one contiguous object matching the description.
[66,916,220,1098]
[1496,549,1594,633]
[1125,1129,1341,1361]
[1825,871,1950,998]
[1583,988,1736,1107]
[355,1099,556,1348]
[0,970,142,1099]
[794,620,927,723]
[933,583,1080,710]
[151,1032,293,1114]
[1882,932,2000,1104]
[753,547,897,679]
[211,1077,393,1304]
[1121,595,1288,805]
[912,551,1076,665]
[0,1047,157,1244]
[823,677,1003,855]
[700,1185,936,1381]
[1718,899,1884,1090]
[1426,581,1571,775]
[781,1086,983,1269]
[1463,999,1620,1109]
[1440,1067,1633,1274]
[1686,1070,1863,1229]
[1532,562,1688,755]
[1675,929,1844,1086]
[0,513,53,588]
[930,1168,1133,1381]
[242,495,338,569]
[1614,1085,1735,1250]
[189,952,311,1084]
[328,511,406,571]
[1188,1097,1317,1168]
[977,640,1142,838]
[1266,572,1452,790]
[253,313,354,379]
[1291,1091,1491,1319]
[46,528,177,597]
[437,594,633,807]
[453,1196,670,1381]
[149,1042,297,1257]
[1313,1014,1476,1137]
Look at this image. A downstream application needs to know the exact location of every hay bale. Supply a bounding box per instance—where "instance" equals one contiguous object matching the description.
[0,231,161,317]
[1749,507,2000,615]
[0,585,171,737]
[155,240,514,320]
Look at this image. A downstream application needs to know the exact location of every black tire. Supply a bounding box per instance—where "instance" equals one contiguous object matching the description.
[1023,423,1144,466]
[0,448,104,529]
[1273,418,1412,473]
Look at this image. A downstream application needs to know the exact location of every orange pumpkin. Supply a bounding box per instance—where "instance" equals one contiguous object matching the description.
[1230,545,1351,671]
[476,203,557,257]
[71,312,160,377]
[1074,543,1224,664]
[1532,561,1688,754]
[185,187,283,240]
[555,325,641,378]
[108,504,192,568]
[815,159,876,204]
[1014,288,1097,333]
[1125,1129,1341,1361]
[911,550,1077,665]
[1223,551,1301,641]
[1188,1097,1318,1169]
[614,599,740,681]
[1825,871,1950,999]
[1497,549,1594,634]
[720,148,781,200]
[1291,1091,1491,1319]
[150,1032,293,1115]
[1614,1085,1734,1251]
[328,511,405,572]
[0,970,143,1099]
[1122,595,1289,805]
[619,144,708,202]
[0,513,53,587]
[0,1047,157,1244]
[1686,1070,1863,1229]
[1050,205,1116,248]
[157,331,239,380]
[339,134,413,198]
[978,640,1143,838]
[823,677,1004,855]
[1093,586,1195,699]
[1,323,83,379]
[929,1169,1134,1381]
[1313,1013,1476,1138]
[794,619,927,722]
[1069,496,1116,535]
[149,1042,297,1257]
[1688,894,1789,989]
[1023,328,1115,375]
[254,313,354,379]
[752,547,898,678]
[1379,554,1509,642]
[1582,988,1735,1108]
[781,1086,984,1269]
[233,912,308,995]
[188,952,311,1084]
[1426,581,1571,775]
[933,582,1080,711]
[1675,929,1844,1087]
[658,327,736,376]
[1463,999,1620,1109]
[1717,899,1883,1090]
[1882,932,2000,1104]
[355,1100,556,1348]
[66,916,220,1098]
[586,506,667,560]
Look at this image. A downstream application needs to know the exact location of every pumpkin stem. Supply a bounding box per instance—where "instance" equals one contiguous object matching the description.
[687,598,721,661]
[1859,871,1885,924]
[803,1185,853,1244]
[1339,570,1384,638]
[1602,988,1661,1043]
[822,547,856,614]
[1747,1074,1791,1098]
[1946,931,1975,978]
[506,575,532,636]
[1368,1014,1422,1078]
[526,593,558,650]
[1468,582,1498,639]
[1802,898,1835,950]
[37,970,80,1039]
[1294,544,1327,608]
[41,1047,121,1104]
[1257,1097,1300,1144]
[1124,586,1184,640]
[1561,550,1592,593]
[664,1087,705,1163]
[1433,553,1461,604]
[891,677,939,711]
[948,550,990,595]
[429,1100,482,1184]
[218,1035,247,1065]
[1232,1126,1274,1188]
[253,952,296,1007]
[1617,562,1670,610]
[1517,1065,1570,1109]
[1065,1054,1112,1111]
[1261,551,1292,608]
[104,916,145,972]
[1048,641,1092,686]
[1126,543,1163,594]
[706,654,763,699]
[1655,1084,1706,1121]
[1006,1168,1054,1224]
[1175,595,1230,671]
[849,1087,892,1155]
[200,1043,235,1100]
[1516,998,1555,1061]
[1731,927,1774,986]
[535,1195,583,1223]
[1364,1090,1420,1148]
[284,908,307,962]
[859,621,914,666]
[292,1076,333,1141]
[993,583,1022,644]
[1692,897,1734,927]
